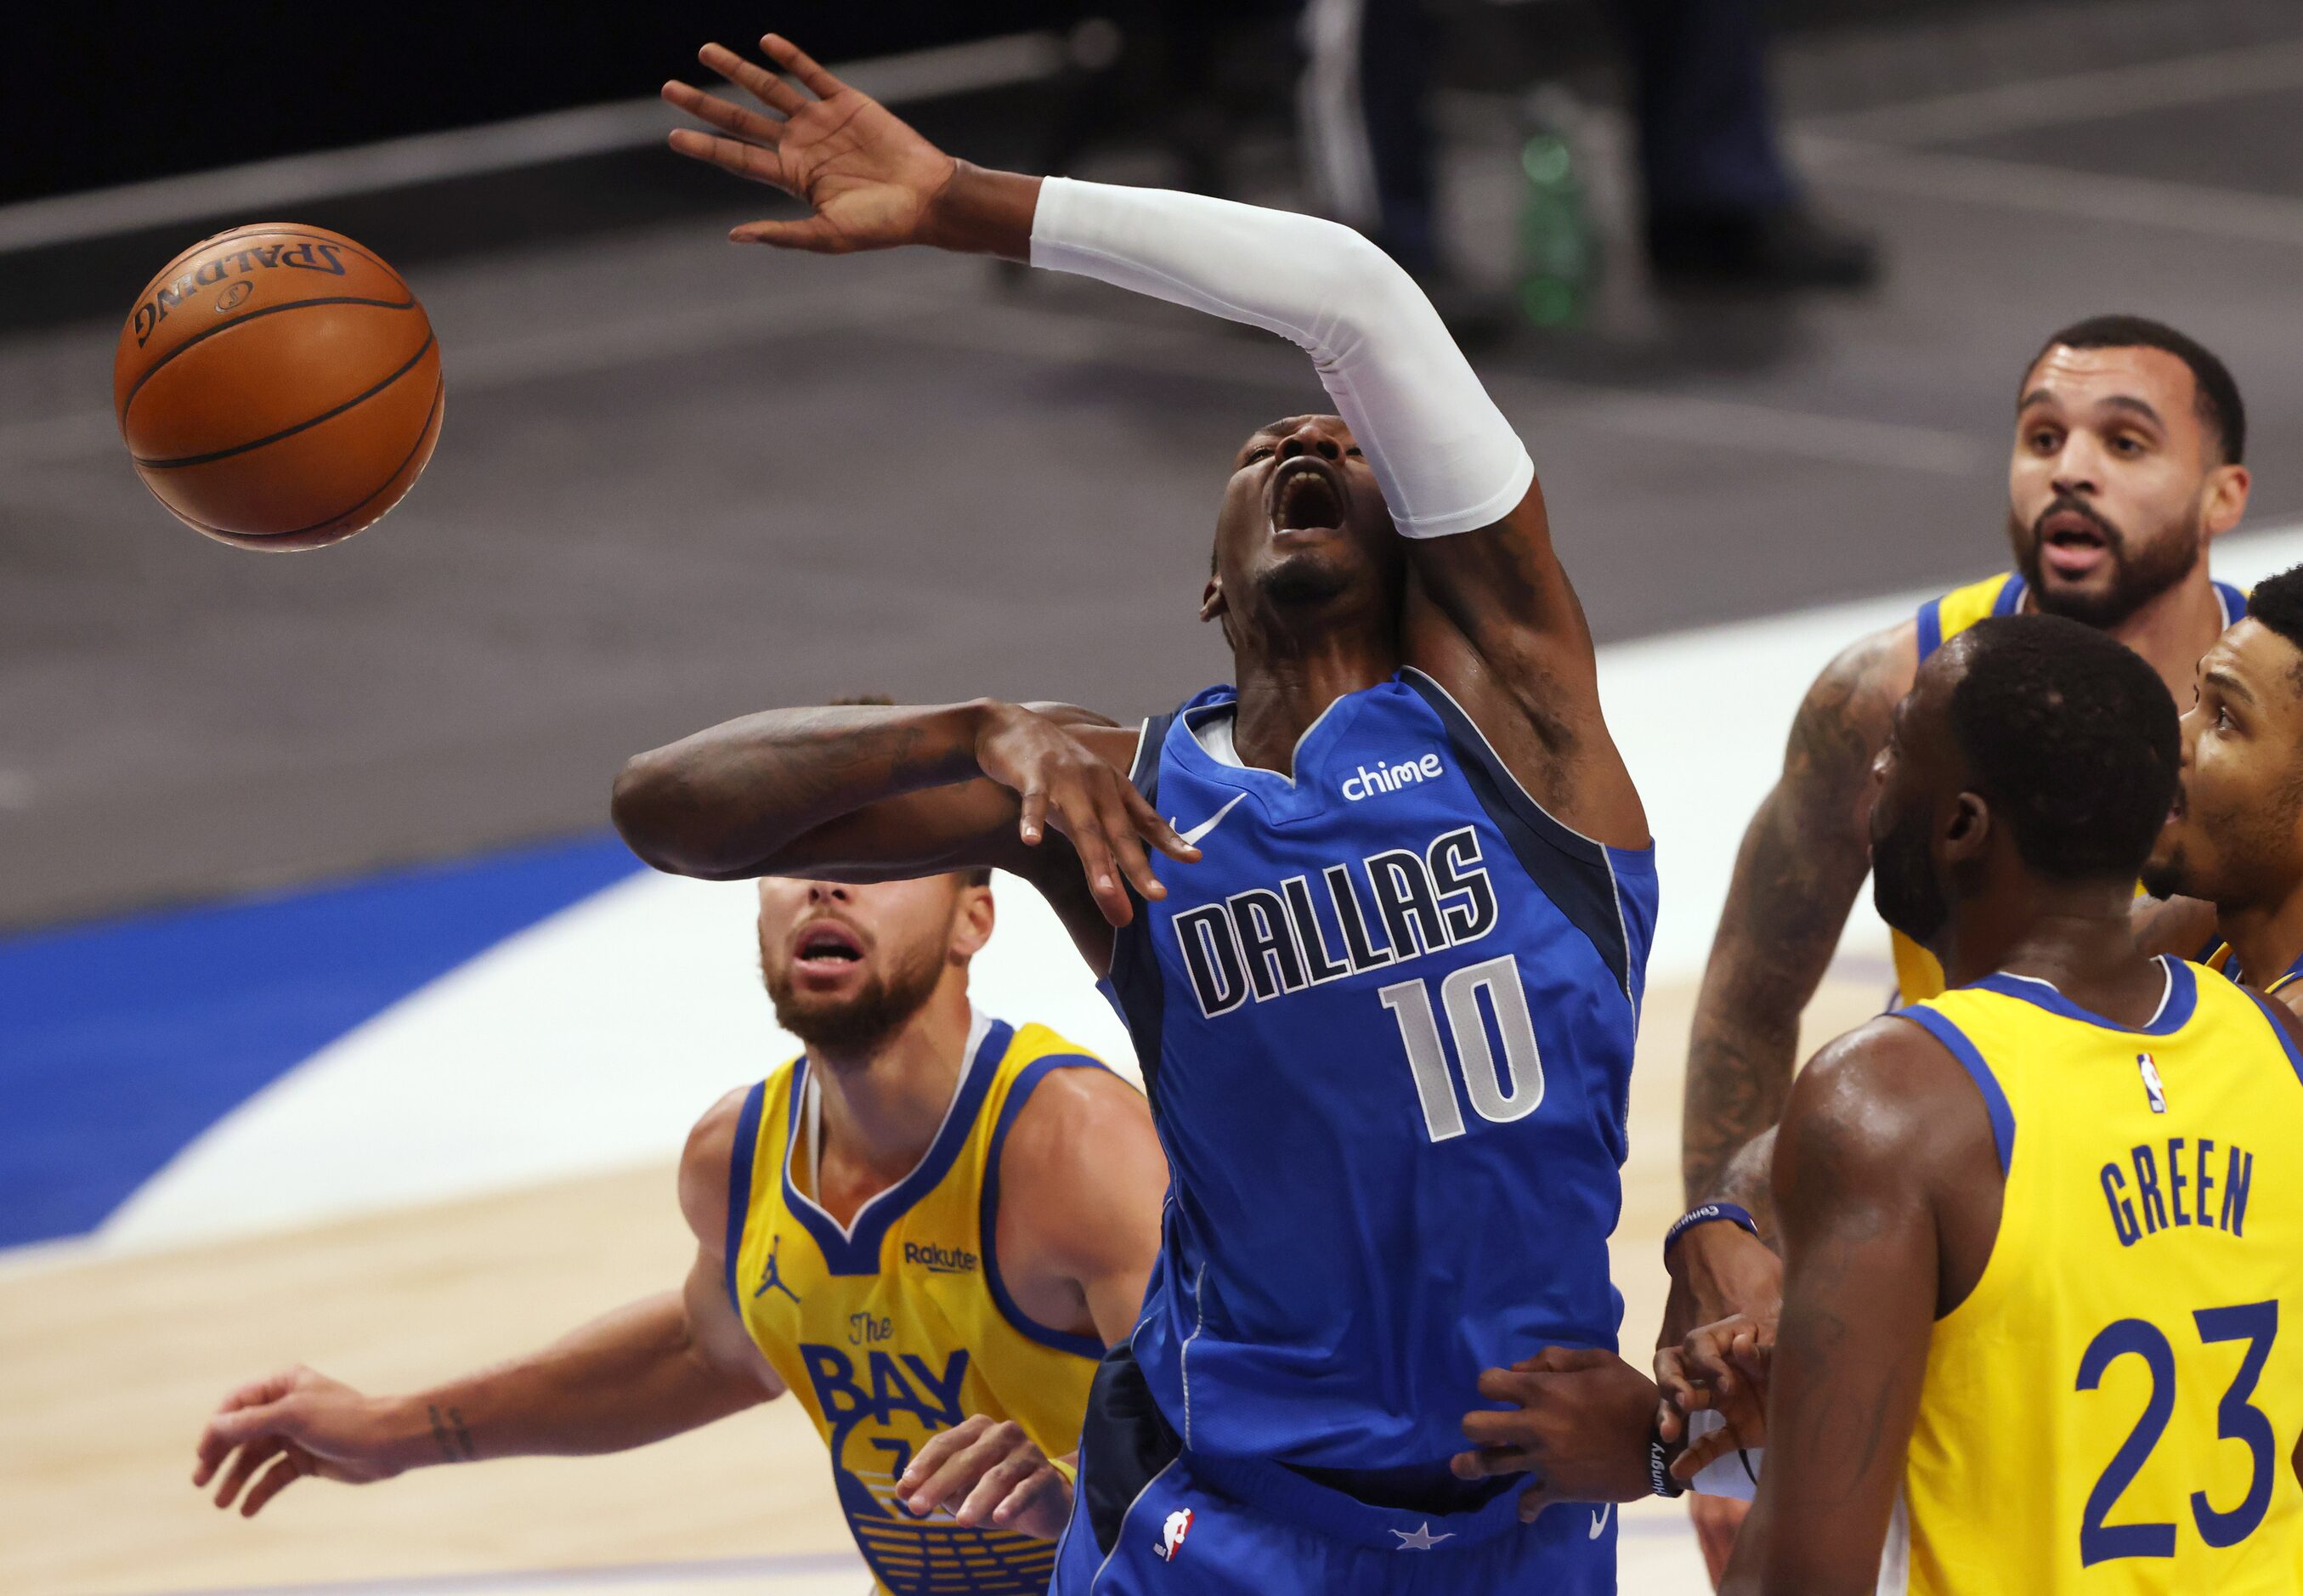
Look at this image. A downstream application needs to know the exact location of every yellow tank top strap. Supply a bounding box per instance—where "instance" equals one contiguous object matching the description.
[1915,570,2023,665]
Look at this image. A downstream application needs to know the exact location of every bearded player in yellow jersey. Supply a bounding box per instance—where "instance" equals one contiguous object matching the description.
[1689,614,2303,1593]
[1681,315,2255,1215]
[190,869,1168,1596]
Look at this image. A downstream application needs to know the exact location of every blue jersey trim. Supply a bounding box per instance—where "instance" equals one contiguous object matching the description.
[1104,712,1176,1109]
[1398,667,1643,1007]
[1915,597,1944,663]
[781,1021,1014,1276]
[1970,955,2197,1037]
[722,1079,767,1313]
[1993,574,2028,616]
[1898,1007,2015,1177]
[2243,991,2303,1089]
[979,1052,1113,1361]
[2217,580,2249,626]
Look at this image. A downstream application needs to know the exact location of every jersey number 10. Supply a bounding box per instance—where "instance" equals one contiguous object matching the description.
[1378,953,1545,1141]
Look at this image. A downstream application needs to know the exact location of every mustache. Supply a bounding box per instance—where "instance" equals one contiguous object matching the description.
[2031,492,2125,548]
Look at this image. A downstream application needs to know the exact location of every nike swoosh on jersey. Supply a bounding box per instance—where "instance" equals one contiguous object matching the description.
[1589,1503,1611,1539]
[1176,792,1246,847]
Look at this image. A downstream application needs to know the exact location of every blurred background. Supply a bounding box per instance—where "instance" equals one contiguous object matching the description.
[7,0,2303,1589]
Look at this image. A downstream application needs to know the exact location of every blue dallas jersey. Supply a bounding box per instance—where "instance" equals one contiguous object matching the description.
[1102,670,1656,1470]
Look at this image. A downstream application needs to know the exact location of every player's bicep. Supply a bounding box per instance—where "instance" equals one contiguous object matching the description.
[682,1248,784,1396]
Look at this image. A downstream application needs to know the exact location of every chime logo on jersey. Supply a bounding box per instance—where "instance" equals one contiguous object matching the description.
[2138,1051,2169,1114]
[1155,1507,1193,1562]
[1171,823,1499,1017]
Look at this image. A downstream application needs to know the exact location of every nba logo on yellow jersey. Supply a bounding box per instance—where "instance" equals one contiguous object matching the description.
[2137,1052,2168,1114]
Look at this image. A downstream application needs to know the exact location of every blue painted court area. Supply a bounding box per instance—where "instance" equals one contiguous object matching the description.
[0,836,642,1248]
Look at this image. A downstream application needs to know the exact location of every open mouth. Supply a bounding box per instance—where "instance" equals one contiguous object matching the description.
[1270,459,1345,533]
[2038,507,2112,575]
[792,920,865,971]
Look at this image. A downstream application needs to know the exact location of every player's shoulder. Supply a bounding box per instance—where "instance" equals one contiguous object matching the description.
[1807,614,1919,713]
[992,1042,1154,1188]
[678,1083,767,1250]
[1783,1015,1990,1182]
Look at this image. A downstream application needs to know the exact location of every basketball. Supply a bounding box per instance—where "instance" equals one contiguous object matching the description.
[111,224,444,551]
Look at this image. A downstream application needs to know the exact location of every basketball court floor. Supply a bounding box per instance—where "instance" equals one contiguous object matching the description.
[7,0,2303,1588]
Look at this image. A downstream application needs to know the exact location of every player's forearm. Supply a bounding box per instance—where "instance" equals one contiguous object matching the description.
[384,1294,764,1469]
[1022,178,1531,540]
[614,700,993,879]
[1681,802,1866,1202]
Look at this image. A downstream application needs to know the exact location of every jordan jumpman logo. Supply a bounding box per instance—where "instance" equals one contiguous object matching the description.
[755,1234,801,1303]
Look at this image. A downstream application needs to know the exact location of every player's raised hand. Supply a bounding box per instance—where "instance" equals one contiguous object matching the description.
[896,1414,1073,1540]
[662,35,959,254]
[974,701,1199,928]
[192,1365,413,1517]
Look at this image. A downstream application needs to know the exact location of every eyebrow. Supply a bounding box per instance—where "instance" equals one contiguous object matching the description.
[2015,391,2165,430]
[2205,666,2255,706]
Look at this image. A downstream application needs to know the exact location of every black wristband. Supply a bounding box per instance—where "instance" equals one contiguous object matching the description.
[1663,1202,1759,1262]
[1648,1417,1685,1498]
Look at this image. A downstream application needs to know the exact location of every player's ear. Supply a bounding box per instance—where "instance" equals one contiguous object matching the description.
[949,878,995,962]
[2202,462,2250,540]
[1943,790,1991,863]
[1200,571,1226,624]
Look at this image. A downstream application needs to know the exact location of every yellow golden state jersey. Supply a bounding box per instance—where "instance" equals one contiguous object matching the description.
[2203,942,2303,999]
[1893,574,2249,1004]
[726,1014,1109,1596]
[1883,957,2303,1594]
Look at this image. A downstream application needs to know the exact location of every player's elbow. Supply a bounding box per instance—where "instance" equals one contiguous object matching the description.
[1309,222,1436,343]
[611,747,745,880]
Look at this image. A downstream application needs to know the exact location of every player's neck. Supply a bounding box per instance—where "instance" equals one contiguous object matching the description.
[1938,879,2159,1019]
[1231,642,1398,777]
[2217,885,2303,997]
[2095,565,2227,708]
[807,982,975,1206]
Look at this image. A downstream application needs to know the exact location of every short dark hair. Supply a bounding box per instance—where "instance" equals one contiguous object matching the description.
[1947,615,2180,883]
[2247,564,2303,671]
[2031,314,2245,464]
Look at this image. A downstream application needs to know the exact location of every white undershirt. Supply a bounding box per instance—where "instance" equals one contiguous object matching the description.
[1191,707,1244,768]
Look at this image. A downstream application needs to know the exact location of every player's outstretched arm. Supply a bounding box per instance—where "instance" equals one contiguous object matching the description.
[190,1094,780,1518]
[1682,622,1915,1203]
[665,37,1629,839]
[611,699,1195,958]
[1718,1019,1979,1596]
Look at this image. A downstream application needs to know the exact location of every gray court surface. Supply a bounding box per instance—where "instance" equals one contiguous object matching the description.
[4,0,2301,929]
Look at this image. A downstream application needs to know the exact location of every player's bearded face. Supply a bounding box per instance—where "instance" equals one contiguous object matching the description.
[1871,793,1951,947]
[2010,492,2201,630]
[758,882,957,1060]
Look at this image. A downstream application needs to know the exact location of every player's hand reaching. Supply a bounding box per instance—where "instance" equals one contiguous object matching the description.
[191,1366,414,1518]
[896,1414,1073,1540]
[975,700,1198,928]
[1451,1345,1659,1518]
[1660,1314,1773,1486]
[663,36,963,255]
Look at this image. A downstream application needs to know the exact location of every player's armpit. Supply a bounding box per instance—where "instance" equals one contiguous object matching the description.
[988,1067,1166,1348]
[1682,621,1915,1203]
[1719,1020,1972,1596]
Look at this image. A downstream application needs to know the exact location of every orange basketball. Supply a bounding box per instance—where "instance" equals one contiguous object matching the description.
[112,224,444,551]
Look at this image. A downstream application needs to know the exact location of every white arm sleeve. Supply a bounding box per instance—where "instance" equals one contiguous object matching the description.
[1685,1407,1764,1501]
[1029,178,1534,540]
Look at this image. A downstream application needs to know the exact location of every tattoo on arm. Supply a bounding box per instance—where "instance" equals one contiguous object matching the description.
[1682,629,1908,1203]
[1710,1126,1780,1247]
[428,1403,477,1463]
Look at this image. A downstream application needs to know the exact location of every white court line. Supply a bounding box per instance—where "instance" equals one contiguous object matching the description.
[1800,37,2303,149]
[0,33,1066,257]
[1804,138,2303,252]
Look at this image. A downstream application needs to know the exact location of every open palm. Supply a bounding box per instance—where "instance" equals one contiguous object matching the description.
[662,36,958,254]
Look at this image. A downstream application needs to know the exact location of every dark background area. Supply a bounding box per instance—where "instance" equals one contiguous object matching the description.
[6,0,2302,931]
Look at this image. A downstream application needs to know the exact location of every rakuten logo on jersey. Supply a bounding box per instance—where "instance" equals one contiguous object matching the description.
[1342,753,1444,801]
